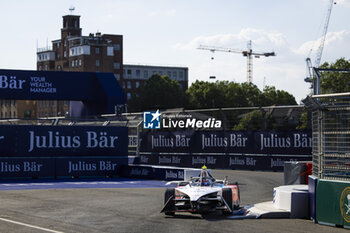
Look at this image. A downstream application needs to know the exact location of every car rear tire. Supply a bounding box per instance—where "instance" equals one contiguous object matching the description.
[164,188,175,216]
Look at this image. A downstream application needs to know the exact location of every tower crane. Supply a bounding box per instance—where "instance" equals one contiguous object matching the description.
[198,40,275,83]
[305,0,335,84]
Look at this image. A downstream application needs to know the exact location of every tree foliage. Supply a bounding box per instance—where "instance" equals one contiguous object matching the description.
[233,110,273,130]
[186,81,296,109]
[262,86,297,106]
[128,74,186,112]
[128,76,298,114]
[319,58,350,93]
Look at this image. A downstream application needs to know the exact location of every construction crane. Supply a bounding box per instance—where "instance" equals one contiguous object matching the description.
[198,40,275,83]
[305,0,335,84]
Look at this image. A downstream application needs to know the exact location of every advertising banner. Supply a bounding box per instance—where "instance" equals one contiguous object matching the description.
[0,69,126,116]
[0,158,54,178]
[0,69,125,102]
[138,154,311,171]
[140,130,312,155]
[316,179,350,227]
[55,157,128,177]
[0,125,128,157]
[120,165,186,181]
[120,165,156,179]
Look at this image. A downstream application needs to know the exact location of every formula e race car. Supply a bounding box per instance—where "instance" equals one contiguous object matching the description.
[161,166,240,216]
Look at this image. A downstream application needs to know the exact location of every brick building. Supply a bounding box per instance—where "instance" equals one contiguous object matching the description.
[0,14,189,119]
[34,14,123,117]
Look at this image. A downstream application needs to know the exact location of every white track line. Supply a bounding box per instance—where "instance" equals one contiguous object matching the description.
[0,217,64,233]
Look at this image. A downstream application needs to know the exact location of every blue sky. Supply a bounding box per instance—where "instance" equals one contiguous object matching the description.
[0,0,349,102]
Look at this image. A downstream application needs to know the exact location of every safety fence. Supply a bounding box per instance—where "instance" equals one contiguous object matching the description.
[304,68,350,227]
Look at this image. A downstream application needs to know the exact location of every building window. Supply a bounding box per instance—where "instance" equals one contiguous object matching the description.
[107,47,114,56]
[113,62,120,69]
[113,44,120,51]
[127,70,132,75]
[95,47,100,54]
[72,60,75,67]
[64,51,66,57]
[127,93,131,100]
[79,59,82,66]
[127,81,131,89]
[167,71,171,77]
[136,70,141,77]
[144,70,148,79]
[96,59,100,67]
[115,74,120,80]
[179,71,184,80]
[123,81,126,89]
[45,64,48,70]
[136,81,140,88]
[173,71,177,79]
[75,60,78,67]
[39,66,42,71]
[123,69,126,75]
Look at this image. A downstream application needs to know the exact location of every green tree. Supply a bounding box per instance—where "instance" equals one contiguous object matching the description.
[263,86,297,106]
[240,82,264,107]
[225,82,249,107]
[186,81,296,109]
[296,108,309,130]
[128,74,186,111]
[233,110,274,130]
[186,81,226,109]
[319,58,350,93]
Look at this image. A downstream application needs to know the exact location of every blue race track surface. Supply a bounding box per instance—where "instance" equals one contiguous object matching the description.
[0,178,171,191]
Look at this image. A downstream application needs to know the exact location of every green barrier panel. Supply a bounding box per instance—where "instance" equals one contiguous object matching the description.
[316,179,350,227]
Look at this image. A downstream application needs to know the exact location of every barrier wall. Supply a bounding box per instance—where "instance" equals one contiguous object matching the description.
[120,164,205,181]
[0,125,128,157]
[140,130,312,155]
[0,157,128,179]
[308,176,317,221]
[137,154,311,171]
[138,130,312,171]
[120,164,186,180]
[316,179,350,228]
[0,125,128,179]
